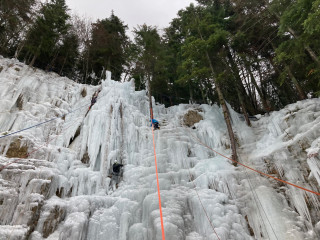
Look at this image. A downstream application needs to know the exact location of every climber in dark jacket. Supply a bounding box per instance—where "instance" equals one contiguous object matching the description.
[85,91,99,116]
[112,160,124,188]
[112,160,123,174]
[150,119,160,130]
[89,92,98,110]
[91,96,97,105]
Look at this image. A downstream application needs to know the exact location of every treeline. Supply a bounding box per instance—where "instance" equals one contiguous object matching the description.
[161,0,320,113]
[0,0,128,85]
[1,0,319,113]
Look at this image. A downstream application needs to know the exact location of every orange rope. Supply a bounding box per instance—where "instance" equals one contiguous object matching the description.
[150,110,166,240]
[187,129,320,196]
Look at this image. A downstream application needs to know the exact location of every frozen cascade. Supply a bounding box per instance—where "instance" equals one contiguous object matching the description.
[0,57,319,239]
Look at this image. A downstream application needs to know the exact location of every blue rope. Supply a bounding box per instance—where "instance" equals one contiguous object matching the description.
[0,95,103,139]
[0,117,59,139]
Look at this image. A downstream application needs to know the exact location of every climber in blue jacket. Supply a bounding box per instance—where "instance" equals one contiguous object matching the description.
[150,119,160,130]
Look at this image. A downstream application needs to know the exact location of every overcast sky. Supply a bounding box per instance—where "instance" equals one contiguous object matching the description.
[65,0,196,34]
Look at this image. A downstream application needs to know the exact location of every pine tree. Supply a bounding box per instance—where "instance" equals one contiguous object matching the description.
[273,0,320,97]
[22,0,71,69]
[87,12,128,83]
[174,3,240,162]
[132,25,170,104]
[0,0,37,56]
[55,32,80,77]
[164,17,200,105]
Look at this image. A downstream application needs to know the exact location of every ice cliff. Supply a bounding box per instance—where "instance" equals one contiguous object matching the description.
[0,56,319,240]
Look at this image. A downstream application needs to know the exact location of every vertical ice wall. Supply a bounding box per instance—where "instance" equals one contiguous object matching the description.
[0,57,319,240]
[238,99,320,240]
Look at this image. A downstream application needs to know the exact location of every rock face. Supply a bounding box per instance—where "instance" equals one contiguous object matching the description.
[183,109,203,127]
[41,205,66,238]
[4,137,29,158]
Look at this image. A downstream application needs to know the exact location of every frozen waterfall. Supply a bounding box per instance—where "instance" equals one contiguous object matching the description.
[0,57,320,240]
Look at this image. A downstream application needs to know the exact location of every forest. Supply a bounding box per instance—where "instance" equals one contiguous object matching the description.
[1,0,320,114]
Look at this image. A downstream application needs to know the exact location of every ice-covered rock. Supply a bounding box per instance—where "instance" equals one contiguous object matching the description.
[0,57,319,239]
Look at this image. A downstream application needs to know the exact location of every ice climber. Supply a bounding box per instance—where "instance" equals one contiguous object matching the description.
[85,91,99,116]
[89,92,98,110]
[150,119,160,130]
[112,160,124,188]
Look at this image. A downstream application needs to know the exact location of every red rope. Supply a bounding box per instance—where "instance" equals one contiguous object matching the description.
[188,129,320,196]
[150,109,166,240]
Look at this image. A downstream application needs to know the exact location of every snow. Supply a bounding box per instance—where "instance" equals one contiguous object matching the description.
[0,225,28,240]
[0,56,319,239]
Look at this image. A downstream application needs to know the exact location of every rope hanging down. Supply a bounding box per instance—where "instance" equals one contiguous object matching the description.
[186,128,320,196]
[150,107,166,240]
[147,76,165,239]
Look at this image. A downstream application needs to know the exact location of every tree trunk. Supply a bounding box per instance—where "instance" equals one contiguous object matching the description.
[225,47,252,126]
[286,66,306,100]
[24,51,31,64]
[204,49,238,163]
[15,41,25,59]
[189,82,193,103]
[29,41,42,67]
[59,53,68,75]
[286,26,320,67]
[106,56,111,80]
[304,45,320,68]
[46,51,59,72]
[147,75,153,120]
[240,63,257,110]
[273,11,320,68]
[84,48,90,84]
[225,46,256,116]
[29,54,37,67]
[269,41,306,100]
[216,84,238,164]
[199,85,206,104]
[242,57,272,112]
[194,12,238,164]
[238,91,251,126]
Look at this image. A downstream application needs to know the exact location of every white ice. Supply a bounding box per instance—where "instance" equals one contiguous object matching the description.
[0,56,319,239]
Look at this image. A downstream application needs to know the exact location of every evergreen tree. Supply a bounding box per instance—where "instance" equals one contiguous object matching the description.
[0,0,37,56]
[164,17,200,104]
[55,31,80,77]
[132,25,170,104]
[1,0,319,100]
[172,2,239,161]
[22,0,71,69]
[87,12,128,83]
[273,0,320,97]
